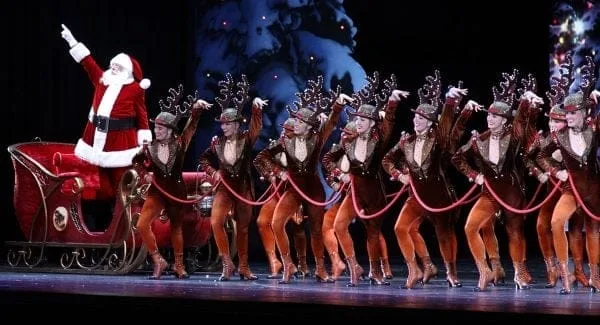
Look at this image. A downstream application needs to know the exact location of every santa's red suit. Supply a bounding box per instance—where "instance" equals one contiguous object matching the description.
[68,43,153,198]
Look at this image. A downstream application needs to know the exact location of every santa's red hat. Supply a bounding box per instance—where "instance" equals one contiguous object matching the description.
[110,53,151,90]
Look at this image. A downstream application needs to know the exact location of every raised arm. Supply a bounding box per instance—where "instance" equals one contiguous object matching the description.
[450,99,481,154]
[380,89,408,148]
[61,24,103,86]
[248,98,267,146]
[181,99,211,152]
[438,86,467,151]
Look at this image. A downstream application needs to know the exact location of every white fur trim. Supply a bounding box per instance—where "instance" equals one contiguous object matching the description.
[110,53,133,73]
[97,84,122,117]
[74,139,140,168]
[69,43,90,63]
[139,78,151,89]
[85,83,124,156]
[137,129,153,146]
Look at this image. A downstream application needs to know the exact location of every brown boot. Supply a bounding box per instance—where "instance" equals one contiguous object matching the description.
[574,259,589,287]
[543,257,559,288]
[380,257,393,280]
[403,258,424,289]
[422,256,438,283]
[345,255,362,287]
[474,260,494,292]
[589,264,600,292]
[513,262,532,290]
[489,257,506,285]
[369,259,390,285]
[238,253,258,281]
[279,253,298,284]
[314,256,334,283]
[266,251,282,279]
[330,252,346,281]
[173,253,190,279]
[149,250,168,280]
[559,262,575,294]
[445,262,462,287]
[219,255,235,281]
[297,255,311,278]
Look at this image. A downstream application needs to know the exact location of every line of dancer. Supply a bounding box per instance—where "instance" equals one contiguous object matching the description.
[132,56,600,294]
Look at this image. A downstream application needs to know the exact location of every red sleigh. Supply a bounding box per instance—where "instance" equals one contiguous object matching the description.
[6,140,229,274]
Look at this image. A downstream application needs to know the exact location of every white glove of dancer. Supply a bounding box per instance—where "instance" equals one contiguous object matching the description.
[253,97,269,109]
[446,87,468,99]
[339,173,351,184]
[474,173,484,185]
[464,100,484,112]
[398,173,409,185]
[555,170,569,182]
[537,172,549,184]
[61,24,78,48]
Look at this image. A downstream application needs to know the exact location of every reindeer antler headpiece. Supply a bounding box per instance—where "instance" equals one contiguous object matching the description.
[287,75,338,128]
[346,71,397,122]
[564,55,596,113]
[151,84,199,131]
[411,70,442,122]
[214,73,250,123]
[546,53,572,120]
[486,68,519,118]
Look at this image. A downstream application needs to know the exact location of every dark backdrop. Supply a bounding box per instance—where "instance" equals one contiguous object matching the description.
[3,1,552,263]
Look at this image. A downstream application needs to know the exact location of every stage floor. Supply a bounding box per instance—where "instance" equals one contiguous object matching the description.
[0,257,598,320]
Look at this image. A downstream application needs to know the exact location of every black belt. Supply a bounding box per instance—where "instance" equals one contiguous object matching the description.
[92,115,137,132]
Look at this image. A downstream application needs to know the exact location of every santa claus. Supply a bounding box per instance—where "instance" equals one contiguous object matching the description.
[61,24,152,199]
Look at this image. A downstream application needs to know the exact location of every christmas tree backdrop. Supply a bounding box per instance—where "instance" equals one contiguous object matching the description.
[550,0,600,98]
[192,0,367,153]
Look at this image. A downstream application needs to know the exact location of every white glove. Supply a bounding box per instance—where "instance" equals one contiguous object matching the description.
[336,93,354,105]
[389,89,410,102]
[193,99,212,110]
[537,172,549,184]
[339,173,351,184]
[398,173,410,185]
[253,97,269,109]
[60,24,78,48]
[474,174,484,185]
[144,172,154,184]
[446,87,468,99]
[556,170,568,182]
[464,100,483,112]
[523,91,544,107]
[279,171,289,182]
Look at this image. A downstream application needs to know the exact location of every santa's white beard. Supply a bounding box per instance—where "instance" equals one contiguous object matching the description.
[101,70,134,86]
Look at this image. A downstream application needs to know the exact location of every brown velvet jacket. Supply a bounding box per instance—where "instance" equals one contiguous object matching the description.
[198,104,262,196]
[321,101,398,214]
[381,98,462,209]
[451,99,535,208]
[132,108,203,202]
[254,102,342,199]
[525,130,567,192]
[536,121,600,213]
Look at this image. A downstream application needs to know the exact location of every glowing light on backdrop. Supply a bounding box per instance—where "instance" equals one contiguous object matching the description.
[550,1,600,92]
